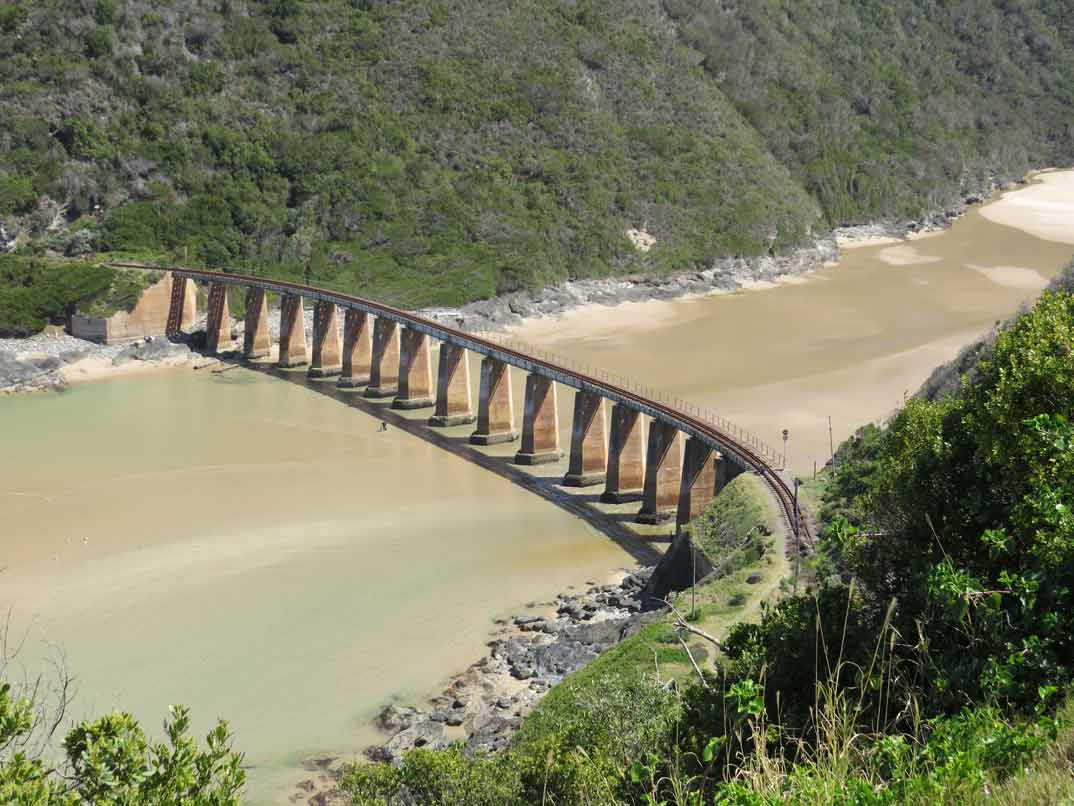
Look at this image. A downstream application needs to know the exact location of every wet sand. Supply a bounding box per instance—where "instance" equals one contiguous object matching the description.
[980,170,1074,244]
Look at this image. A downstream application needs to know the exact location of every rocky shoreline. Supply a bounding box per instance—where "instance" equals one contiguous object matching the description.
[368,565,659,763]
[292,567,663,803]
[0,332,206,394]
[421,179,1012,333]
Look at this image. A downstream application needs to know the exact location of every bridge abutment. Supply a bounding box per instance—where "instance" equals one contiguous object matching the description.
[278,293,308,368]
[636,421,682,524]
[365,317,400,398]
[243,287,271,359]
[676,438,719,531]
[602,404,645,503]
[206,283,232,354]
[429,343,475,426]
[338,309,372,388]
[470,358,517,445]
[394,328,435,409]
[563,391,607,486]
[309,301,342,378]
[515,374,562,465]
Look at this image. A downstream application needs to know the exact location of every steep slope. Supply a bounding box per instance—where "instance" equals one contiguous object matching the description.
[0,0,1072,307]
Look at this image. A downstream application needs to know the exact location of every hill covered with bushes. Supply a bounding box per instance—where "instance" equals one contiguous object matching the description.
[1,0,1073,307]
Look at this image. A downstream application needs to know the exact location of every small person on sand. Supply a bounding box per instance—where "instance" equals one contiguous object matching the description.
[379,421,388,432]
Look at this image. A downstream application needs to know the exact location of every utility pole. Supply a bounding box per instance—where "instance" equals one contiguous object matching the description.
[828,416,836,469]
[690,534,697,620]
[793,478,801,594]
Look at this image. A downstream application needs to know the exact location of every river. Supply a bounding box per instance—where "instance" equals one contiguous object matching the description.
[2,171,1072,802]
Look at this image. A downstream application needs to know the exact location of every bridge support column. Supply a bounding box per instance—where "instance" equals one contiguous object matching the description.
[243,287,271,359]
[429,343,475,426]
[515,374,562,465]
[309,301,342,378]
[394,328,435,409]
[470,358,517,445]
[165,274,196,337]
[278,293,308,368]
[206,283,232,354]
[338,309,372,388]
[718,457,744,490]
[365,317,400,398]
[636,421,682,524]
[563,391,607,486]
[602,405,646,503]
[676,438,719,531]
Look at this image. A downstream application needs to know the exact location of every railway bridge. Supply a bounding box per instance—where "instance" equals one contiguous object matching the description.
[117,264,808,540]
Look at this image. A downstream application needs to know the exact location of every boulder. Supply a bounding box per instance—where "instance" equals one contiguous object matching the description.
[374,703,423,734]
[366,719,448,763]
[0,354,60,388]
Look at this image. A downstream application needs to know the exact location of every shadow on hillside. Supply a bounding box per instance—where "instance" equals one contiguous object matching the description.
[206,351,668,566]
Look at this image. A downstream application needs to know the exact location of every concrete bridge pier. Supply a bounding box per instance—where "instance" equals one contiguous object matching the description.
[429,343,475,426]
[165,274,197,337]
[243,287,271,359]
[278,293,308,368]
[308,301,342,378]
[601,404,646,503]
[338,309,372,388]
[563,391,607,486]
[515,374,562,465]
[470,358,517,445]
[394,328,435,409]
[676,438,719,531]
[636,421,683,524]
[365,317,400,398]
[206,283,232,354]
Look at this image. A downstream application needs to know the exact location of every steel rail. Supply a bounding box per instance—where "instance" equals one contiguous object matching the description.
[111,262,811,544]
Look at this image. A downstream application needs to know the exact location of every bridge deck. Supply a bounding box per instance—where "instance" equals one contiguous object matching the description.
[110,262,810,545]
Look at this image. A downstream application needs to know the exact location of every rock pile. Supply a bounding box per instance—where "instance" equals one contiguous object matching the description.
[365,567,660,764]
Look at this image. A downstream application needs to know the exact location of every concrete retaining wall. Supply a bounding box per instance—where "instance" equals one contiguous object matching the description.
[69,272,187,344]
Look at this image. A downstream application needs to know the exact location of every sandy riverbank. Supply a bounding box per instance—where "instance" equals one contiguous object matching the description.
[979,170,1074,244]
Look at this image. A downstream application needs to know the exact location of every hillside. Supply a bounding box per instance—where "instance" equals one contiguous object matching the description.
[1,1,1073,308]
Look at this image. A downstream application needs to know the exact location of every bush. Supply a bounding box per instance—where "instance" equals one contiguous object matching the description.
[0,175,36,215]
[1,681,244,803]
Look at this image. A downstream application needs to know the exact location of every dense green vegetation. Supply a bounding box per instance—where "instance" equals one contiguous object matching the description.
[0,682,243,804]
[1,1,1073,309]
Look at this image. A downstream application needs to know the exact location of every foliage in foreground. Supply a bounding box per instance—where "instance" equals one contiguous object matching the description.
[0,681,244,804]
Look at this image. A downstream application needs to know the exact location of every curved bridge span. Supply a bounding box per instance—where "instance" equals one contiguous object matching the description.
[114,263,809,545]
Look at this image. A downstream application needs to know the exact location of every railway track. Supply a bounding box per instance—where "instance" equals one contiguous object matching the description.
[111,262,813,546]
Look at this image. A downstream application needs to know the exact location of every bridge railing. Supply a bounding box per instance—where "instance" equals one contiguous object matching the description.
[114,261,787,469]
[466,327,786,469]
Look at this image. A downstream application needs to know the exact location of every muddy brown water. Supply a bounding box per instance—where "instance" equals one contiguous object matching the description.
[2,173,1072,802]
